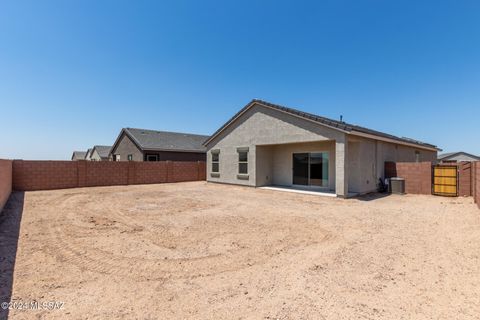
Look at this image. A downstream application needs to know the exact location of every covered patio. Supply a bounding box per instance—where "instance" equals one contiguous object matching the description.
[253,137,352,197]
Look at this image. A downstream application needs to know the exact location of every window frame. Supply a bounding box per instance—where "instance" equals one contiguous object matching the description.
[211,150,220,173]
[237,147,249,175]
[127,154,133,161]
[146,154,159,162]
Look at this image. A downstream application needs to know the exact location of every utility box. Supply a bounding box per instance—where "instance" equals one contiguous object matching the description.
[389,177,405,195]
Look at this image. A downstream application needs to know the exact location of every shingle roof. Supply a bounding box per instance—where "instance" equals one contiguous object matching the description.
[123,128,209,152]
[438,152,457,159]
[438,152,480,160]
[204,99,440,150]
[93,145,112,159]
[71,151,87,160]
[85,148,93,159]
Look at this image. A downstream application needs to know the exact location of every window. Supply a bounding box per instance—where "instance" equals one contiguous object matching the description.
[145,154,158,161]
[415,151,420,163]
[238,148,248,174]
[146,154,158,161]
[114,154,120,161]
[127,154,133,161]
[211,151,219,173]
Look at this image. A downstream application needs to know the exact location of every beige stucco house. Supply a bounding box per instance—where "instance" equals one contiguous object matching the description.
[204,99,440,197]
[90,145,112,161]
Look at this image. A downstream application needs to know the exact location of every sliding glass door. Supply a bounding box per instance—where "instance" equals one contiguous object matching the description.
[293,153,309,185]
[292,152,329,187]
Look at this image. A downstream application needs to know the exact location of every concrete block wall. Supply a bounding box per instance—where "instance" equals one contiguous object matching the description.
[474,162,480,209]
[0,159,13,212]
[83,162,130,187]
[385,161,432,195]
[13,161,78,191]
[458,162,472,197]
[133,162,168,185]
[12,160,206,191]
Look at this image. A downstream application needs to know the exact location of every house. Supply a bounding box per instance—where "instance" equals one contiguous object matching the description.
[204,99,440,198]
[90,145,112,161]
[109,128,209,161]
[438,152,480,163]
[84,148,93,161]
[71,151,87,161]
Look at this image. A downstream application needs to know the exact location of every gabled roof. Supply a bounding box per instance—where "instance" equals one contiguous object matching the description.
[438,151,480,160]
[92,145,112,159]
[204,99,440,151]
[111,128,209,154]
[84,148,93,159]
[71,151,87,160]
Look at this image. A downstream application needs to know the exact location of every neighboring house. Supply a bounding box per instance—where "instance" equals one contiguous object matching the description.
[204,99,440,198]
[109,128,209,161]
[438,152,480,163]
[90,145,112,161]
[71,151,87,161]
[84,148,93,161]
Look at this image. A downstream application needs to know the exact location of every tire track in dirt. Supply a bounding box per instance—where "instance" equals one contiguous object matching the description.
[41,192,330,280]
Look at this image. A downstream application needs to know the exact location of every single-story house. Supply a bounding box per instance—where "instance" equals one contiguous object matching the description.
[204,99,441,197]
[71,151,87,161]
[438,152,480,163]
[109,127,209,161]
[90,145,112,161]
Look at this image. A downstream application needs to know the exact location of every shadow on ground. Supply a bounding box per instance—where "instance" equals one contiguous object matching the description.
[354,192,392,201]
[0,192,25,320]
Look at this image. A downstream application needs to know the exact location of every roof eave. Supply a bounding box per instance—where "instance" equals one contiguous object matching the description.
[349,130,441,152]
[142,148,206,153]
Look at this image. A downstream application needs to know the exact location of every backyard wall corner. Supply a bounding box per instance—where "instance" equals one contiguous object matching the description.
[0,159,13,212]
[385,161,432,195]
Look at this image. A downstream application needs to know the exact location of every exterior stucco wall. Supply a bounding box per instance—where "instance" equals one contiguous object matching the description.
[347,135,438,194]
[90,149,102,161]
[110,133,144,161]
[206,103,345,188]
[348,137,377,194]
[256,145,273,187]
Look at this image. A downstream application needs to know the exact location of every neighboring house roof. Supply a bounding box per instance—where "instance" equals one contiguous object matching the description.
[71,151,87,160]
[204,99,441,151]
[438,152,480,161]
[111,128,210,154]
[92,145,112,159]
[84,148,93,159]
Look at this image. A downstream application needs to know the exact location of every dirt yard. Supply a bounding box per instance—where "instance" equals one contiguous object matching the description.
[1,181,479,319]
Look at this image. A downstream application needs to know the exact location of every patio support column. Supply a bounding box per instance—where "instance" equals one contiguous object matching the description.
[335,135,349,198]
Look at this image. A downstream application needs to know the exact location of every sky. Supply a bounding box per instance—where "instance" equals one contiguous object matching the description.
[0,0,479,160]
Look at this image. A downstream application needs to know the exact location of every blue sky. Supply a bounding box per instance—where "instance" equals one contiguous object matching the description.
[0,0,478,160]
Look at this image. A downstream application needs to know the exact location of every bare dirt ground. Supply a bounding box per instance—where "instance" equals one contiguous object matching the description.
[1,181,479,319]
